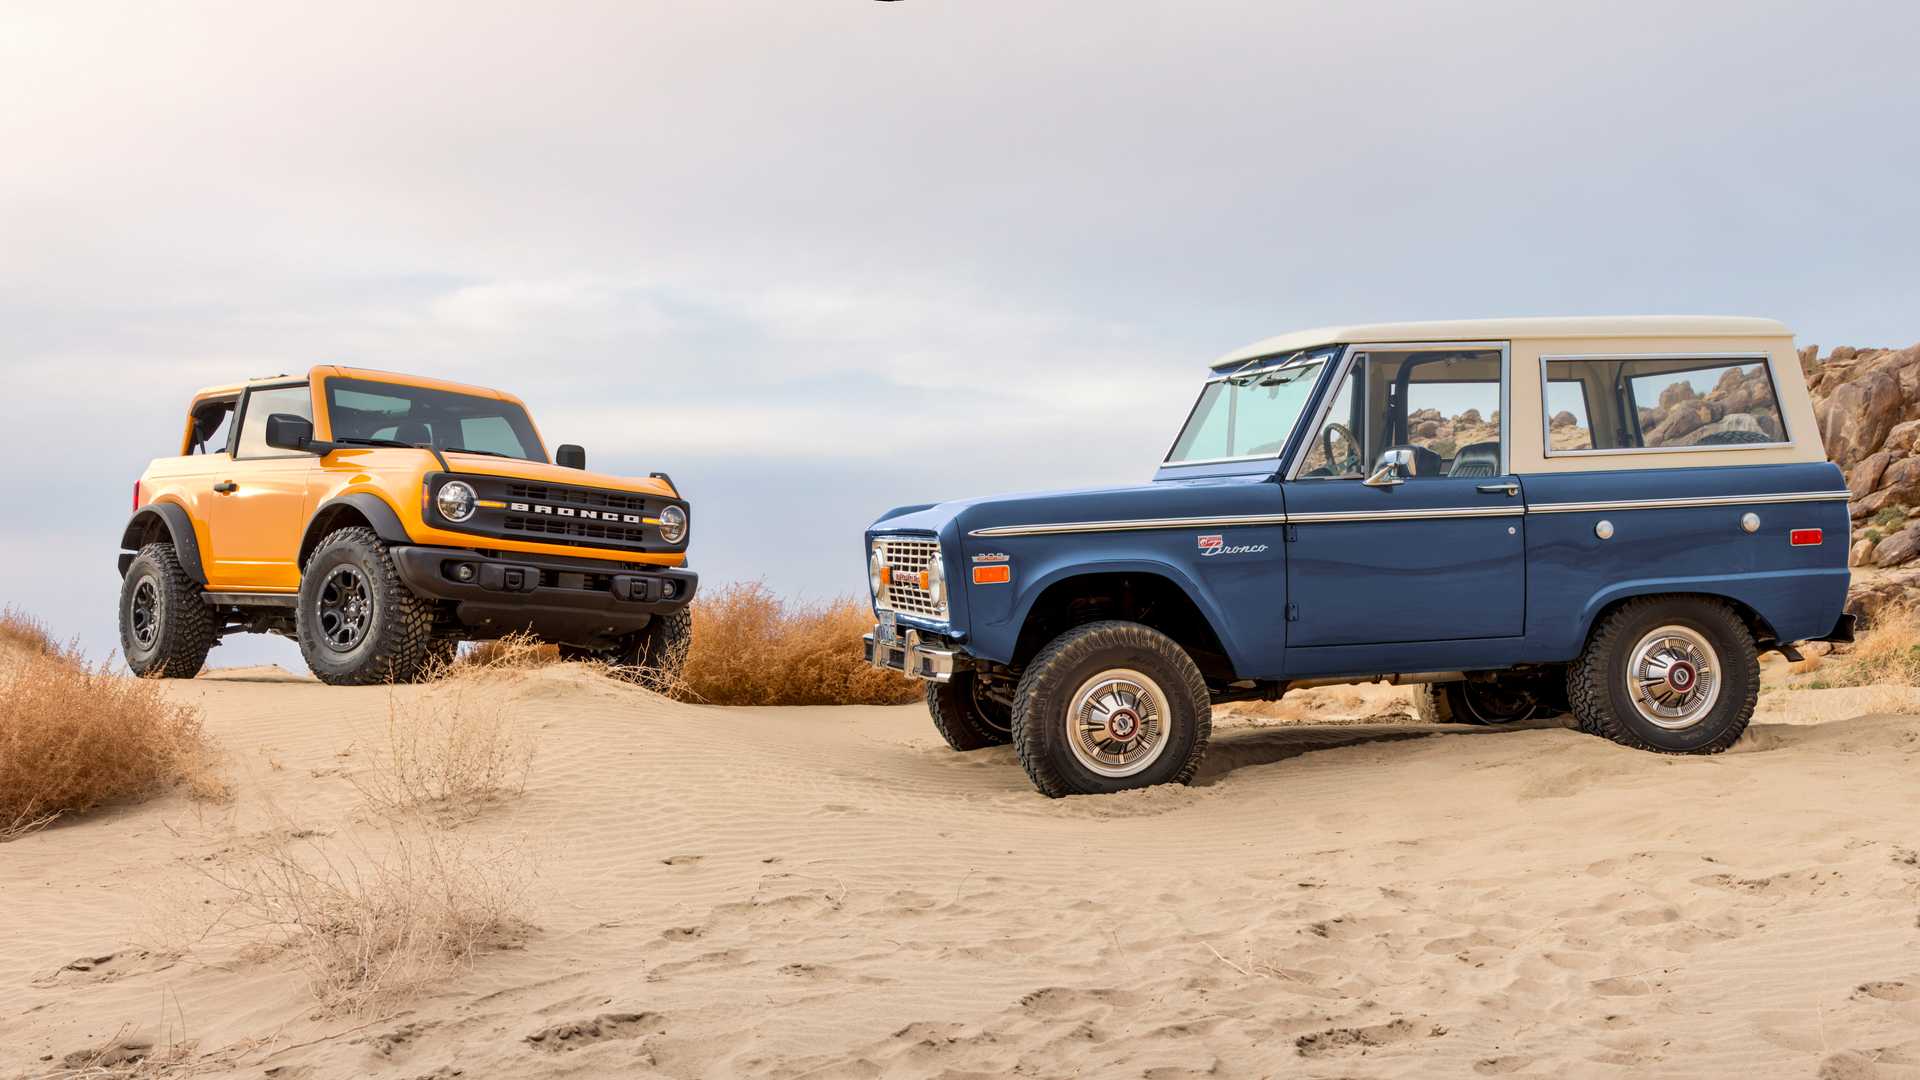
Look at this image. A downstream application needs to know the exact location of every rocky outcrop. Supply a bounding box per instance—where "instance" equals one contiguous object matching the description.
[1804,343,1920,613]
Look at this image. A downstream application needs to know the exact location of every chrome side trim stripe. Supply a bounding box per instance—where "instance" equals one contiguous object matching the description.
[969,514,1292,538]
[1527,490,1850,514]
[1286,506,1523,524]
[966,490,1849,537]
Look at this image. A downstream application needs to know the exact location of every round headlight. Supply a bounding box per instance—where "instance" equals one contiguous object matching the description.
[436,481,477,523]
[657,505,688,544]
[869,547,886,598]
[925,558,946,607]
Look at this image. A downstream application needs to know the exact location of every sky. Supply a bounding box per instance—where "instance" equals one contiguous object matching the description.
[3,0,1918,668]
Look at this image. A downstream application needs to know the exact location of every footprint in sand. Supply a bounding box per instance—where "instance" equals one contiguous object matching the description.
[1295,1018,1442,1057]
[524,1011,664,1052]
[662,854,702,866]
[1854,980,1918,1002]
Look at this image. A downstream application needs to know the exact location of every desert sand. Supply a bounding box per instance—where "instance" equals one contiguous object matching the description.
[4,664,1919,1079]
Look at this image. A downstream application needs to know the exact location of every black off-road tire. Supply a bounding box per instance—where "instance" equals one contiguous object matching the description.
[926,672,1012,751]
[119,542,218,678]
[1414,680,1540,726]
[598,609,694,684]
[1010,621,1211,798]
[1566,596,1759,754]
[423,636,463,674]
[296,527,435,686]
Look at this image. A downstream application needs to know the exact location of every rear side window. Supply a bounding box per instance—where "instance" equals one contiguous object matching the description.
[1541,356,1785,453]
[188,399,237,455]
[234,385,314,459]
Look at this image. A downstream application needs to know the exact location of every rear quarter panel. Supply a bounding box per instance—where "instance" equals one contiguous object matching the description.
[1522,462,1850,656]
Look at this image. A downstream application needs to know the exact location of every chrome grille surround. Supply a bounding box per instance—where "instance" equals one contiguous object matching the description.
[873,535,947,621]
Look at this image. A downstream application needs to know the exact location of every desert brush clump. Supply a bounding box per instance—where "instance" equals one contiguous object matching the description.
[679,581,921,707]
[207,825,533,1014]
[1802,604,1920,689]
[1,613,223,839]
[353,683,535,822]
[451,632,562,672]
[0,605,56,656]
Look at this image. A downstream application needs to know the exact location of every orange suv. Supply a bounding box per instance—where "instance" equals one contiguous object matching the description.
[118,367,695,685]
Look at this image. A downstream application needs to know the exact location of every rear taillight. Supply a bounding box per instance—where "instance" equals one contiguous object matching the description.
[132,481,142,511]
[1790,528,1823,546]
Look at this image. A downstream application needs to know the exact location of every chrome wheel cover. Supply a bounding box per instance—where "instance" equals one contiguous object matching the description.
[1625,624,1721,730]
[1066,668,1171,778]
[317,565,374,652]
[129,576,160,650]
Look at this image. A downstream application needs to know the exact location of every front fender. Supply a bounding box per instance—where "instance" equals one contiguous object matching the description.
[119,501,206,584]
[970,554,1260,675]
[298,491,413,566]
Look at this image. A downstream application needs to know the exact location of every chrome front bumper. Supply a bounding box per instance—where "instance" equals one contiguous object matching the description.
[864,624,965,683]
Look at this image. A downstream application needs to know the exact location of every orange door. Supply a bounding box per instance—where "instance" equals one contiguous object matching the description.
[204,384,315,591]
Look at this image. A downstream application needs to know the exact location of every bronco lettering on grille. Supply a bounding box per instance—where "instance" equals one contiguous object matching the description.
[507,501,645,524]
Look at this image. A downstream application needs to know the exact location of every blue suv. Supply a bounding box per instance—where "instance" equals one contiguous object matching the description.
[865,317,1854,797]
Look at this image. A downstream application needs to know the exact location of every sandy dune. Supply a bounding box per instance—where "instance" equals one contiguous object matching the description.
[4,666,1919,1079]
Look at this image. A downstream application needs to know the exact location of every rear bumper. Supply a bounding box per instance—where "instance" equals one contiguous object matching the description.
[864,624,967,684]
[391,545,695,647]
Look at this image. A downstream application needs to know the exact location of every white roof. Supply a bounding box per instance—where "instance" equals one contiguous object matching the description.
[1214,315,1792,367]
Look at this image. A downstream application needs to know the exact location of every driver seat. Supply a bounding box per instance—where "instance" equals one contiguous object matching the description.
[394,421,433,446]
[1447,441,1501,478]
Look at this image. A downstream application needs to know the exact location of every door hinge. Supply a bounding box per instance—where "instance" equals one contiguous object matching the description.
[1285,525,1298,543]
[1285,602,1299,622]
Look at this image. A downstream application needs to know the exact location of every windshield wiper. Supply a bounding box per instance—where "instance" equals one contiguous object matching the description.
[444,446,514,459]
[332,436,424,450]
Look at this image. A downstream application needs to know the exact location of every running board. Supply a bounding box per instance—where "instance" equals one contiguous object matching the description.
[201,592,298,608]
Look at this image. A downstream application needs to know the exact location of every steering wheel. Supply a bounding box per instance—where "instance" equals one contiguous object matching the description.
[1321,423,1362,477]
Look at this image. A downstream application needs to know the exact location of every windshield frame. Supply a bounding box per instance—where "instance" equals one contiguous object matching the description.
[318,375,550,463]
[1161,346,1342,468]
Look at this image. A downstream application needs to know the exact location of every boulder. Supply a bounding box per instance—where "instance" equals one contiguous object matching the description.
[1887,418,1920,454]
[1850,538,1877,567]
[1550,410,1577,429]
[1873,523,1920,568]
[1647,401,1713,444]
[1816,369,1903,470]
[1799,344,1819,374]
[1457,408,1483,425]
[1849,450,1894,499]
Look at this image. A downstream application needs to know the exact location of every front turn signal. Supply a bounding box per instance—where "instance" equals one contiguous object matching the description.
[972,564,1011,585]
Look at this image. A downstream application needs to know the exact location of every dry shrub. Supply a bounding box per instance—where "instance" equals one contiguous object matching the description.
[353,684,534,821]
[452,631,561,673]
[209,825,532,1014]
[1805,605,1920,688]
[680,581,920,706]
[1,634,222,840]
[0,605,56,656]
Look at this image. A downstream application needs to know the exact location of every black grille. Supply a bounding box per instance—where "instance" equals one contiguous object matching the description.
[506,482,651,514]
[504,515,651,546]
[430,473,687,555]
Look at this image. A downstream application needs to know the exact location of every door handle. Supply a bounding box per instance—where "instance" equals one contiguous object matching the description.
[1476,481,1519,496]
[213,481,238,494]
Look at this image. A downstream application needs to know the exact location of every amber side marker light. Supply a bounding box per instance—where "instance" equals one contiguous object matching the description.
[1790,528,1823,546]
[973,564,1012,585]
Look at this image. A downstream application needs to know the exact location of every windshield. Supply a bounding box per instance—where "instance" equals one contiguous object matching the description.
[1165,349,1334,464]
[324,377,546,462]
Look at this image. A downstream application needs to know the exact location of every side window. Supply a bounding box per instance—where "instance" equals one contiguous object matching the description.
[234,385,314,459]
[1300,348,1505,479]
[188,400,236,455]
[1542,357,1784,452]
[1545,380,1594,451]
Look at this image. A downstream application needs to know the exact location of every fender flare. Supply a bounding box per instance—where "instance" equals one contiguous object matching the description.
[119,503,207,584]
[298,492,413,567]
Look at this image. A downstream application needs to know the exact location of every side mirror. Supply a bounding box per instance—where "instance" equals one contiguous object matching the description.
[264,413,316,453]
[1363,447,1416,488]
[555,444,587,469]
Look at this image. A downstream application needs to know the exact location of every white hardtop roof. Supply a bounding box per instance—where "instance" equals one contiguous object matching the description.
[1214,315,1792,368]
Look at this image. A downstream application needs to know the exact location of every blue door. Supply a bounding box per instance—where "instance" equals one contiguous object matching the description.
[1281,342,1527,649]
[1283,476,1526,646]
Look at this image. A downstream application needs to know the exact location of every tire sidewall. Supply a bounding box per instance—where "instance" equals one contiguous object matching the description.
[1017,626,1207,795]
[1597,602,1755,752]
[119,555,168,670]
[298,537,392,680]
